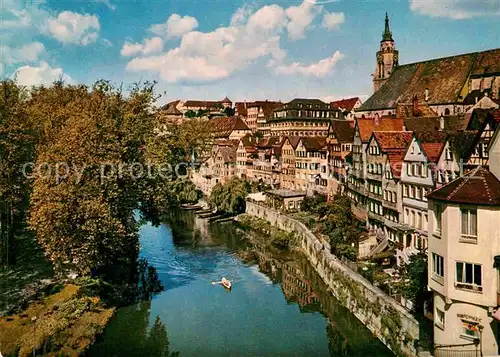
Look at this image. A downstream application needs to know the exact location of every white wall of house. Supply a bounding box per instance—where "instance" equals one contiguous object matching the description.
[428,200,500,355]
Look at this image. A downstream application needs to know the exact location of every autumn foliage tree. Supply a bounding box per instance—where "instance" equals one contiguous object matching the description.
[0,80,35,265]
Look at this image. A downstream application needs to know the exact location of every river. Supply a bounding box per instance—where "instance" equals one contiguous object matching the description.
[88,211,393,357]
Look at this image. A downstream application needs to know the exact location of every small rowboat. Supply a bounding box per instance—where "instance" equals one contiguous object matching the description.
[221,277,232,290]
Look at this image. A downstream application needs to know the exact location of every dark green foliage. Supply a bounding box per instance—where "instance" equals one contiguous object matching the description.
[209,177,251,214]
[223,107,235,116]
[300,193,327,214]
[397,252,430,314]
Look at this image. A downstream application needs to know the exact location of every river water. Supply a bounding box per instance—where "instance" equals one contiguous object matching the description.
[88,211,393,357]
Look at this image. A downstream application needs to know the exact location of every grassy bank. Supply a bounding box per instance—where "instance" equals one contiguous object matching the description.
[0,284,114,357]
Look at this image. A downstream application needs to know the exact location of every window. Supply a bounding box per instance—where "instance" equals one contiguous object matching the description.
[435,204,442,234]
[417,213,422,230]
[403,185,408,197]
[461,208,477,238]
[461,321,480,340]
[435,309,445,329]
[432,253,444,281]
[456,262,482,291]
[416,187,422,200]
[445,147,452,161]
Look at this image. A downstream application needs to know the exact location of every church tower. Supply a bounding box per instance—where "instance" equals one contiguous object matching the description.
[373,13,399,92]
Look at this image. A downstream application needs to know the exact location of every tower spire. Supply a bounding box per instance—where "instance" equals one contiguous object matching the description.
[382,12,393,42]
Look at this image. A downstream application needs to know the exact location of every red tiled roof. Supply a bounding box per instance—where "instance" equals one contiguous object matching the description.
[234,102,248,117]
[329,119,355,143]
[300,137,327,151]
[357,118,405,142]
[372,131,413,152]
[286,136,301,149]
[414,131,448,163]
[427,166,500,205]
[387,151,406,178]
[330,97,360,112]
[420,143,445,163]
[184,100,222,108]
[360,49,500,111]
[209,116,250,138]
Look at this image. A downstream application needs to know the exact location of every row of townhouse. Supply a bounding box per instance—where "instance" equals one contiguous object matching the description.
[193,114,356,198]
[347,107,500,263]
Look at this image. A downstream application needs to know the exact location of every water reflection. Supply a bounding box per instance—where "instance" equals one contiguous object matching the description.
[168,211,392,357]
[89,211,392,357]
[90,300,179,357]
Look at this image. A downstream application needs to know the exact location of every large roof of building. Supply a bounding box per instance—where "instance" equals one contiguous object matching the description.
[427,166,500,205]
[414,131,448,163]
[404,115,468,133]
[218,146,237,163]
[184,100,223,108]
[359,48,500,111]
[163,105,183,116]
[329,119,355,143]
[280,98,331,111]
[356,118,405,142]
[285,136,301,149]
[330,97,360,112]
[372,131,413,152]
[209,116,250,138]
[299,137,327,151]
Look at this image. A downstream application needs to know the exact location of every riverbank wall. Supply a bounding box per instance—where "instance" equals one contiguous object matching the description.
[245,200,421,357]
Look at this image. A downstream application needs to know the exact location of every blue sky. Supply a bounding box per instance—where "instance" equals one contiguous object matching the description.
[2,0,500,105]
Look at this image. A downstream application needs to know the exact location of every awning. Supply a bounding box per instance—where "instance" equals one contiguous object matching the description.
[494,255,500,269]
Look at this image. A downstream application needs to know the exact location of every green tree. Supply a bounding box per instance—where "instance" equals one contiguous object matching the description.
[0,80,35,266]
[397,252,430,314]
[209,177,251,214]
[223,107,235,116]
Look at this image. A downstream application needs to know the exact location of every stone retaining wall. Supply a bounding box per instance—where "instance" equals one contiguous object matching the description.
[245,200,421,357]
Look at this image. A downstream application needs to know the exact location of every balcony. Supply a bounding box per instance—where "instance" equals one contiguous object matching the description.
[459,235,478,244]
[368,210,384,223]
[455,283,483,293]
[382,200,397,210]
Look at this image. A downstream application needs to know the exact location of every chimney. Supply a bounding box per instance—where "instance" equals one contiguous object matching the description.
[374,114,380,126]
[439,114,445,131]
[412,94,419,117]
[244,100,247,109]
[425,88,429,102]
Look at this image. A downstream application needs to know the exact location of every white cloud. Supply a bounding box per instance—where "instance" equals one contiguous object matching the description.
[230,5,253,26]
[121,37,164,56]
[47,11,100,45]
[1,42,46,65]
[13,61,73,86]
[150,14,199,38]
[322,11,345,30]
[276,50,344,77]
[126,5,288,83]
[93,0,116,11]
[409,0,500,19]
[285,0,322,40]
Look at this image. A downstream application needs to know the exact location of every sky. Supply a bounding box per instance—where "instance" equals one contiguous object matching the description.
[2,0,500,106]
